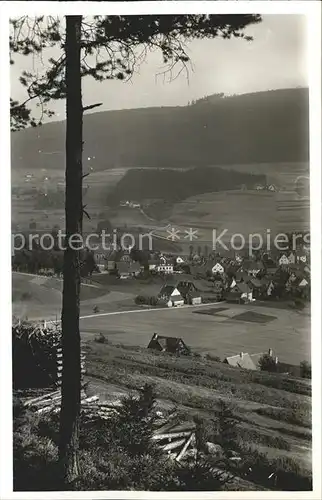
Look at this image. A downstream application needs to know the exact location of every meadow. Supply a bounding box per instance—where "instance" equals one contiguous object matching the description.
[12,272,310,366]
[79,301,310,366]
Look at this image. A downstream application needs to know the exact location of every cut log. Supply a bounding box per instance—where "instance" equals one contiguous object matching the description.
[23,390,60,407]
[176,433,194,462]
[162,439,186,452]
[152,431,192,441]
[81,395,99,404]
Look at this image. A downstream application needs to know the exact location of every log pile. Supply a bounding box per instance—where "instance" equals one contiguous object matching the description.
[13,320,61,388]
[22,389,197,461]
[12,319,87,389]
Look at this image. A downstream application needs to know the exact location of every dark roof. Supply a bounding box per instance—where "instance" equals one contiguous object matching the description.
[235,269,249,279]
[236,282,250,293]
[249,278,263,289]
[159,284,176,297]
[242,260,264,271]
[265,267,278,275]
[147,334,189,354]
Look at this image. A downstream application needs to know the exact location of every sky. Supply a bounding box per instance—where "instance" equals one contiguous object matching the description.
[10,14,308,121]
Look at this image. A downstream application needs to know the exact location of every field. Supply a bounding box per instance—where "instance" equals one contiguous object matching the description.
[12,162,310,241]
[12,272,310,365]
[79,301,310,366]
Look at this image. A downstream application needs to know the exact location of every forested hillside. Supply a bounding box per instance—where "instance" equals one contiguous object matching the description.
[11,88,309,172]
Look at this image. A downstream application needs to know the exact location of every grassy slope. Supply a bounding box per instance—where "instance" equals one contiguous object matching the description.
[84,341,312,474]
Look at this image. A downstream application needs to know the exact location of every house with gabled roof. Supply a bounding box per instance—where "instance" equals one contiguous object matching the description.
[205,260,225,275]
[296,250,308,264]
[176,280,200,304]
[158,284,184,307]
[147,334,190,355]
[225,348,278,371]
[116,261,141,278]
[155,255,174,274]
[239,260,265,277]
[278,254,289,267]
[226,282,253,303]
[223,352,257,371]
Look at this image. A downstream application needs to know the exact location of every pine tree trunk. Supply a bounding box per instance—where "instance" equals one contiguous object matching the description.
[59,15,83,488]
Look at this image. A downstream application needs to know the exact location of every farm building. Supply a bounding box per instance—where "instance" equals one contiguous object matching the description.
[116,261,141,279]
[224,348,278,372]
[223,352,257,371]
[158,285,185,307]
[147,334,190,355]
[186,290,202,305]
[226,282,254,303]
[239,260,265,277]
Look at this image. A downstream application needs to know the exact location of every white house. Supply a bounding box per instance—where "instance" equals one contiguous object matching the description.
[158,285,184,307]
[156,255,174,274]
[298,278,309,288]
[267,281,274,296]
[176,256,185,265]
[211,262,225,274]
[156,263,174,274]
[230,278,237,289]
[278,254,289,266]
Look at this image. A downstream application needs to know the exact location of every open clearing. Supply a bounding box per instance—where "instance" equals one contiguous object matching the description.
[12,272,310,365]
[80,302,310,365]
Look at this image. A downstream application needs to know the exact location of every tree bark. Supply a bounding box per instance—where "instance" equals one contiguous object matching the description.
[59,15,83,488]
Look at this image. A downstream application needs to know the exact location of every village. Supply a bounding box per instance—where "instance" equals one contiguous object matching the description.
[12,236,311,374]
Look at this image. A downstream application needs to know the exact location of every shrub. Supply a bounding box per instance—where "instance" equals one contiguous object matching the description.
[205,353,221,362]
[255,406,311,429]
[94,333,108,344]
[135,295,146,305]
[135,295,158,306]
[258,354,278,373]
[237,447,312,491]
[300,360,311,379]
